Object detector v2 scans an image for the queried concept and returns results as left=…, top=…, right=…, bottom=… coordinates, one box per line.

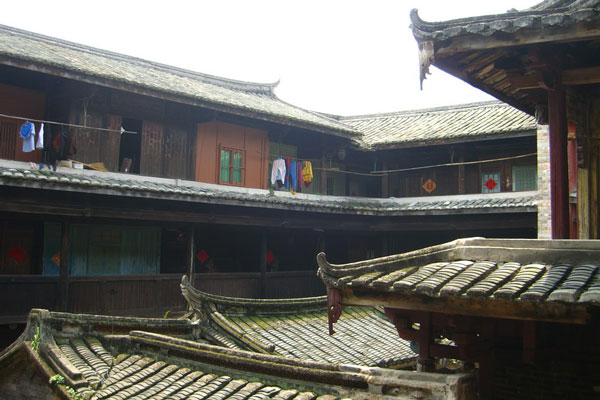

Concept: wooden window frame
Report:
left=219, top=146, right=246, bottom=186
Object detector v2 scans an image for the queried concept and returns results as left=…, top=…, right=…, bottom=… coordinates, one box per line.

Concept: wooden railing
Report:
left=0, top=270, right=326, bottom=323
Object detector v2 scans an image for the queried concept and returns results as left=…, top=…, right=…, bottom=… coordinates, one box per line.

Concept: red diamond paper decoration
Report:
left=266, top=251, right=275, bottom=265
left=422, top=179, right=437, bottom=193
left=485, top=178, right=498, bottom=190
left=7, top=246, right=27, bottom=264
left=52, top=252, right=61, bottom=266
left=196, top=249, right=209, bottom=264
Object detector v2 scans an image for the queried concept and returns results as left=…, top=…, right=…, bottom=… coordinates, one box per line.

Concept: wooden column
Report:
left=186, top=227, right=195, bottom=313
left=58, top=222, right=70, bottom=312
left=381, top=161, right=389, bottom=198
left=548, top=85, right=570, bottom=238
left=417, top=312, right=435, bottom=372
left=259, top=231, right=267, bottom=298
left=320, top=155, right=328, bottom=194
left=187, top=226, right=195, bottom=280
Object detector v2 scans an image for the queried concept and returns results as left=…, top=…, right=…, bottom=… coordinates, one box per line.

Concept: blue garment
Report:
left=289, top=161, right=297, bottom=191
left=20, top=122, right=35, bottom=152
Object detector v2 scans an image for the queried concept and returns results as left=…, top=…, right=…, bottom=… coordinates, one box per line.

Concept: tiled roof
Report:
left=411, top=0, right=600, bottom=42
left=180, top=276, right=416, bottom=368
left=318, top=238, right=600, bottom=324
left=0, top=309, right=474, bottom=399
left=340, top=101, right=536, bottom=149
left=0, top=161, right=537, bottom=216
left=0, top=24, right=358, bottom=139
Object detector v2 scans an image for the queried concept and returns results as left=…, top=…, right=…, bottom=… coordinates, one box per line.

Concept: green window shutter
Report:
left=233, top=151, right=243, bottom=183
left=220, top=149, right=231, bottom=182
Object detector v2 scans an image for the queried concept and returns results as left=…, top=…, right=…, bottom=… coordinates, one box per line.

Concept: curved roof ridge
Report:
left=0, top=24, right=279, bottom=95
left=339, top=100, right=505, bottom=121
left=181, top=275, right=326, bottom=312
left=410, top=1, right=600, bottom=39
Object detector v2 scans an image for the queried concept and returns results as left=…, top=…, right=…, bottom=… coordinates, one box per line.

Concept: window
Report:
left=220, top=147, right=245, bottom=185
left=481, top=171, right=501, bottom=193
left=512, top=165, right=537, bottom=191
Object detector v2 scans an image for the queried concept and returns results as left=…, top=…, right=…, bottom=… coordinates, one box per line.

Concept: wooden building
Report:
left=0, top=24, right=538, bottom=345
left=411, top=0, right=600, bottom=239
left=318, top=238, right=600, bottom=399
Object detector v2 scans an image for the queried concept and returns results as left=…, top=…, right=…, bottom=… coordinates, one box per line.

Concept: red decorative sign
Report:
left=7, top=246, right=27, bottom=264
left=266, top=250, right=275, bottom=265
left=196, top=249, right=209, bottom=264
left=52, top=252, right=61, bottom=266
left=485, top=178, right=498, bottom=190
left=422, top=179, right=437, bottom=193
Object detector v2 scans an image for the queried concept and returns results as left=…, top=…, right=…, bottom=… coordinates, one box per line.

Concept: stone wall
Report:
left=537, top=124, right=551, bottom=239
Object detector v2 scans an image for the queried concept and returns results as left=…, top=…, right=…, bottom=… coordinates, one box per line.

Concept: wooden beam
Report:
left=343, top=287, right=591, bottom=324
left=435, top=23, right=600, bottom=57
left=562, top=66, right=600, bottom=86
left=508, top=67, right=600, bottom=90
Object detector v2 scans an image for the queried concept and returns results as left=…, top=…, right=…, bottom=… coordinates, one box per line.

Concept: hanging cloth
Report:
left=302, top=161, right=313, bottom=187
left=271, top=158, right=286, bottom=185
left=19, top=122, right=36, bottom=152
left=284, top=157, right=291, bottom=189
left=289, top=161, right=297, bottom=191
left=36, top=123, right=44, bottom=149
left=296, top=161, right=303, bottom=193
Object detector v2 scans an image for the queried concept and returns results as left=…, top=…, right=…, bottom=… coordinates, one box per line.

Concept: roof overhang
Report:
left=410, top=3, right=600, bottom=116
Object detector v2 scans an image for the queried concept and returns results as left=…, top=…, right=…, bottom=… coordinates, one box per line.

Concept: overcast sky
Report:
left=1, top=0, right=540, bottom=116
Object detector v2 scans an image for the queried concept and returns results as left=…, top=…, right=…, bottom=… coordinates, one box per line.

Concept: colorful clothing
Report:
left=302, top=161, right=313, bottom=187
left=20, top=122, right=35, bottom=152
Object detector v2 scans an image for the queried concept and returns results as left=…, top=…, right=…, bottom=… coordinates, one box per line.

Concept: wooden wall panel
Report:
left=68, top=276, right=185, bottom=315
left=103, top=115, right=122, bottom=172
left=164, top=125, right=191, bottom=179
left=193, top=273, right=260, bottom=298
left=0, top=278, right=59, bottom=318
left=195, top=121, right=218, bottom=183
left=195, top=121, right=268, bottom=188
left=0, top=83, right=45, bottom=163
left=0, top=223, right=35, bottom=275
left=140, top=121, right=165, bottom=177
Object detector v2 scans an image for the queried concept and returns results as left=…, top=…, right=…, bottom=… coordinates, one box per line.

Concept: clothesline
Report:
left=372, top=153, right=537, bottom=174
left=0, top=112, right=137, bottom=134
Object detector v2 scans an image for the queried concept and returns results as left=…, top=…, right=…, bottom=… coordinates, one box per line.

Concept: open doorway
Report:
left=118, top=118, right=142, bottom=173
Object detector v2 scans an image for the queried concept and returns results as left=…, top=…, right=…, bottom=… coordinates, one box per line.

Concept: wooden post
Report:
left=259, top=231, right=267, bottom=298
left=417, top=312, right=435, bottom=372
left=320, top=155, right=328, bottom=195
left=187, top=226, right=195, bottom=281
left=381, top=161, right=389, bottom=198
left=548, top=85, right=570, bottom=238
left=59, top=222, right=70, bottom=312
left=186, top=226, right=195, bottom=313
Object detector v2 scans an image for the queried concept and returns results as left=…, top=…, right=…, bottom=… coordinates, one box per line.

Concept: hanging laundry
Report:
left=36, top=123, right=44, bottom=149
left=296, top=161, right=303, bottom=193
left=48, top=125, right=77, bottom=163
left=271, top=158, right=286, bottom=186
left=19, top=122, right=35, bottom=152
left=284, top=157, right=291, bottom=189
left=302, top=161, right=313, bottom=187
left=289, top=161, right=298, bottom=191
